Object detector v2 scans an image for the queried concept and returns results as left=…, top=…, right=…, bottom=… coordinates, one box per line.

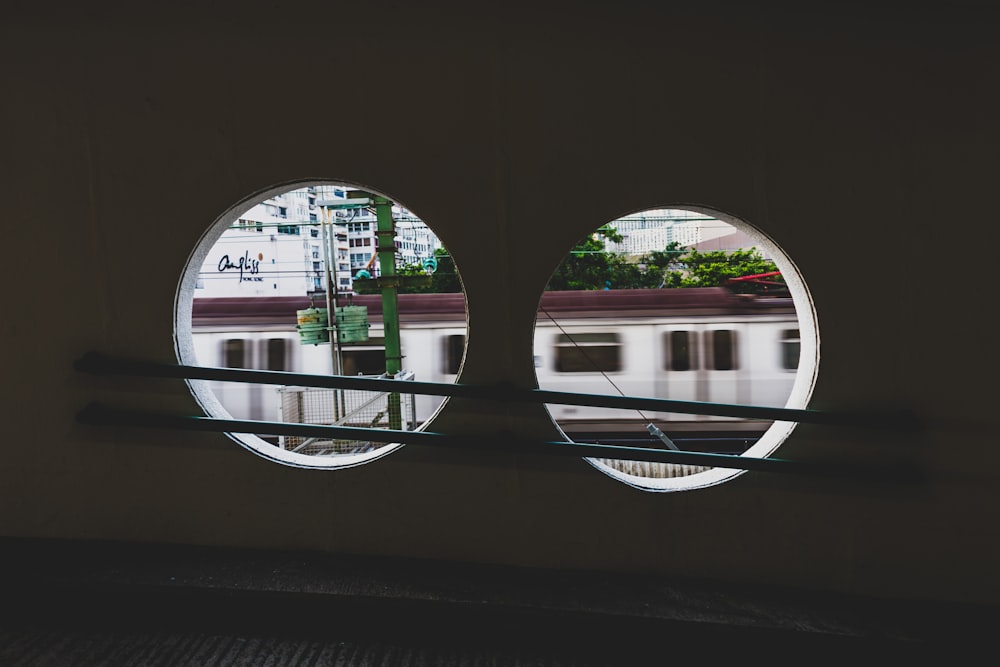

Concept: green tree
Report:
left=546, top=227, right=632, bottom=291
left=546, top=235, right=784, bottom=294
left=427, top=247, right=462, bottom=293
left=628, top=241, right=687, bottom=289
left=671, top=247, right=781, bottom=293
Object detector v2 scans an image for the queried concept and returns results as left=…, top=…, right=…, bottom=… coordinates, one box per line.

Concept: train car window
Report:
left=781, top=329, right=800, bottom=370
left=223, top=339, right=247, bottom=369
left=708, top=330, right=738, bottom=371
left=664, top=331, right=698, bottom=371
left=443, top=335, right=465, bottom=375
left=341, top=340, right=387, bottom=376
left=554, top=333, right=622, bottom=372
left=265, top=338, right=288, bottom=372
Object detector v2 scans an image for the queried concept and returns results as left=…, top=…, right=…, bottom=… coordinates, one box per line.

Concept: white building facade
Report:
left=196, top=186, right=439, bottom=298
left=604, top=209, right=752, bottom=256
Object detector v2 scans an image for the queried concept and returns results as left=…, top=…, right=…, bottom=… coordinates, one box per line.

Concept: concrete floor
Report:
left=0, top=538, right=991, bottom=665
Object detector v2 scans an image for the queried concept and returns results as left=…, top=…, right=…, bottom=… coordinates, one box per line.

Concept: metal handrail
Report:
left=73, top=351, right=920, bottom=430
left=75, top=403, right=911, bottom=479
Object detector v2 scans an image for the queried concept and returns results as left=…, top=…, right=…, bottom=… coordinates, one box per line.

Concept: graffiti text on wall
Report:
left=218, top=252, right=263, bottom=282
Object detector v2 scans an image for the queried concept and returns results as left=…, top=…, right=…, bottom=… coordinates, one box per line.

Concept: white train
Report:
left=190, top=288, right=801, bottom=445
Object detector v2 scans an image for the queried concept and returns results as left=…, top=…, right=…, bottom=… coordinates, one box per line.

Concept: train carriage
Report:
left=190, top=287, right=801, bottom=444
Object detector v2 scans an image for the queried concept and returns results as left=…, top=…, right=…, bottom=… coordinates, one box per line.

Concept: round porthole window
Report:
left=175, top=182, right=467, bottom=469
left=534, top=206, right=817, bottom=491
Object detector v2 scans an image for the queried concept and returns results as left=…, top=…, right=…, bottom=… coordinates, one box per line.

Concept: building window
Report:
left=554, top=333, right=621, bottom=373
left=237, top=218, right=264, bottom=232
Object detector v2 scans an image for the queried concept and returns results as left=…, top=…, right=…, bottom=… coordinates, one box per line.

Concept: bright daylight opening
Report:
left=175, top=182, right=467, bottom=469
left=535, top=207, right=817, bottom=491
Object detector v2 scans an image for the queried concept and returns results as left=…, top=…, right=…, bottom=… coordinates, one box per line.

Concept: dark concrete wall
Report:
left=2, top=1, right=998, bottom=604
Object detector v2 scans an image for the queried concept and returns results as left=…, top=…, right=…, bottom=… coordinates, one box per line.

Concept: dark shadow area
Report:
left=1, top=538, right=993, bottom=665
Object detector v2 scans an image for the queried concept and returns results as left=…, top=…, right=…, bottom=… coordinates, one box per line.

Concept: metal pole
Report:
left=374, top=194, right=403, bottom=430
left=319, top=208, right=342, bottom=421
left=328, top=209, right=349, bottom=418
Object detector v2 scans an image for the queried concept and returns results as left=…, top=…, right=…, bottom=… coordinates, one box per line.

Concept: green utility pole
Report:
left=325, top=191, right=414, bottom=431
left=372, top=194, right=403, bottom=430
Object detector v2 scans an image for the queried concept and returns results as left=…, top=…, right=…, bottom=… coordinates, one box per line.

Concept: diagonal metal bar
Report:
left=74, top=351, right=921, bottom=431
left=75, top=402, right=916, bottom=480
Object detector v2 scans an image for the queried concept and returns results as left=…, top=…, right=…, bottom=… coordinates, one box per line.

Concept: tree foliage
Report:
left=673, top=248, right=781, bottom=293
left=354, top=231, right=784, bottom=296
left=545, top=230, right=632, bottom=291
left=545, top=230, right=784, bottom=294
left=422, top=247, right=462, bottom=293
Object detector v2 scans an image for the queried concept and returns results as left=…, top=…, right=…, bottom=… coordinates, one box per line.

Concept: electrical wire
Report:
left=537, top=305, right=654, bottom=425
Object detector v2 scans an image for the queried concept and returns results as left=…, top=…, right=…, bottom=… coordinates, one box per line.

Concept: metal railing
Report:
left=74, top=352, right=920, bottom=429
left=73, top=351, right=922, bottom=478
left=278, top=371, right=417, bottom=455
